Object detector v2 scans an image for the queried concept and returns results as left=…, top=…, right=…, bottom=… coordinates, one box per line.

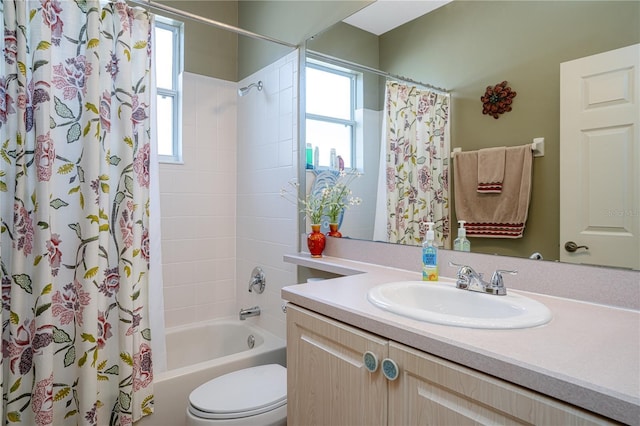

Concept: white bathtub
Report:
left=138, top=319, right=286, bottom=426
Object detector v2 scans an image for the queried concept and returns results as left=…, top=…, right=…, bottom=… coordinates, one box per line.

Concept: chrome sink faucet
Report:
left=239, top=305, right=261, bottom=320
left=449, top=262, right=517, bottom=296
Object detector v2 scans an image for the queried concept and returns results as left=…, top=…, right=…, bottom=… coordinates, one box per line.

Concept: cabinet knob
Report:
left=381, top=358, right=399, bottom=381
left=363, top=351, right=379, bottom=372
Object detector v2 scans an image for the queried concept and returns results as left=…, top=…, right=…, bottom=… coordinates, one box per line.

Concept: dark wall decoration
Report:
left=481, top=81, right=517, bottom=119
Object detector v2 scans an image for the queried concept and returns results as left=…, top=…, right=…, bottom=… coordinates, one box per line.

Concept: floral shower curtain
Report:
left=382, top=81, right=450, bottom=246
left=1, top=1, right=154, bottom=425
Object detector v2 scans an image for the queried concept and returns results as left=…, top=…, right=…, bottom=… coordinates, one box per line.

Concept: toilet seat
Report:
left=188, top=364, right=287, bottom=420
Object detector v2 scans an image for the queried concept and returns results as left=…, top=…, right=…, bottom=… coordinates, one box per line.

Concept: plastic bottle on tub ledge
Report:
left=329, top=148, right=337, bottom=170
left=313, top=146, right=319, bottom=169
left=422, top=222, right=438, bottom=281
left=306, top=143, right=313, bottom=169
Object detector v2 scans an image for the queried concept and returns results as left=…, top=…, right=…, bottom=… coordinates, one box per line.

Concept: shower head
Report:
left=238, top=81, right=263, bottom=96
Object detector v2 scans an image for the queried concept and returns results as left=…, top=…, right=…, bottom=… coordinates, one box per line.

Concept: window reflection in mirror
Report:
left=306, top=62, right=356, bottom=169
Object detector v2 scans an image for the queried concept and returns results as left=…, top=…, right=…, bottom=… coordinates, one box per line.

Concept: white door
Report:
left=560, top=44, right=640, bottom=269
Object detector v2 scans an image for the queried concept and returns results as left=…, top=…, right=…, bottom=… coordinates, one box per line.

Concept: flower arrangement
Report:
left=280, top=170, right=362, bottom=227
left=280, top=179, right=330, bottom=225
left=325, top=170, right=362, bottom=224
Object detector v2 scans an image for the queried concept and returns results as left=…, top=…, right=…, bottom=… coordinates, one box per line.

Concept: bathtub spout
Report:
left=239, top=306, right=261, bottom=320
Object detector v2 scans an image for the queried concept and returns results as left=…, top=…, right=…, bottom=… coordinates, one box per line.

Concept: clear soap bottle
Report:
left=422, top=222, right=439, bottom=281
left=453, top=220, right=471, bottom=252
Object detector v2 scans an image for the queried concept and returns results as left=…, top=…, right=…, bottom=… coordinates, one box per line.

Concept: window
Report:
left=154, top=17, right=183, bottom=163
left=306, top=62, right=356, bottom=169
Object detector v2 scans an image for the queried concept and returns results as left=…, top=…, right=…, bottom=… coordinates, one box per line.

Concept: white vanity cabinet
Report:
left=286, top=304, right=616, bottom=425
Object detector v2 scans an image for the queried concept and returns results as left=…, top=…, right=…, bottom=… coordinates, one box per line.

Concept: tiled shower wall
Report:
left=159, top=72, right=238, bottom=328
left=159, top=51, right=299, bottom=338
left=236, top=51, right=299, bottom=339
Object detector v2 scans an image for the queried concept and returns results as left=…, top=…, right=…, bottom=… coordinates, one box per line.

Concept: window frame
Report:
left=154, top=16, right=184, bottom=164
left=305, top=61, right=357, bottom=170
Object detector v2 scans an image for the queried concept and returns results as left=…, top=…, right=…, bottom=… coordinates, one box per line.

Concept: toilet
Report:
left=186, top=364, right=287, bottom=426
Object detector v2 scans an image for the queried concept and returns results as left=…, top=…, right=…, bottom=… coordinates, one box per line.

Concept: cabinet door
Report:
left=287, top=305, right=388, bottom=426
left=388, top=341, right=614, bottom=425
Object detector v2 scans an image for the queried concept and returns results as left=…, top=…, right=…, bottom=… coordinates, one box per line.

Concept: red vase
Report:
left=307, top=224, right=326, bottom=258
left=327, top=223, right=342, bottom=238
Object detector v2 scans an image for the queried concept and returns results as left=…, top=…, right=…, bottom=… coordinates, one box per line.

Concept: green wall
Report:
left=238, top=0, right=370, bottom=46
left=238, top=1, right=371, bottom=79
left=307, top=22, right=380, bottom=69
left=156, top=1, right=238, bottom=80
left=379, top=0, right=639, bottom=260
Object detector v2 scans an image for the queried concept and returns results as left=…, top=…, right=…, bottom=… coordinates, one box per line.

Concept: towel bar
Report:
left=452, top=138, right=544, bottom=158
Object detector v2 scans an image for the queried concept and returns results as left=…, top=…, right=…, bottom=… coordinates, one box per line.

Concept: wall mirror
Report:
left=302, top=0, right=639, bottom=270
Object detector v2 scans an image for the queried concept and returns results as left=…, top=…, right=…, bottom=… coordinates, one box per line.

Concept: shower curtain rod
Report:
left=129, top=0, right=297, bottom=49
left=307, top=50, right=450, bottom=95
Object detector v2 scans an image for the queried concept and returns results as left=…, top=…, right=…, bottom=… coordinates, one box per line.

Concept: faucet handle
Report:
left=448, top=261, right=480, bottom=290
left=248, top=266, right=266, bottom=293
left=448, top=261, right=478, bottom=277
left=490, top=269, right=517, bottom=289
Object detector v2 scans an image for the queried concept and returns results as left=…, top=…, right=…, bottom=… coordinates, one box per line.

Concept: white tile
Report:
left=210, top=194, right=236, bottom=217
left=210, top=237, right=236, bottom=258
left=161, top=263, right=177, bottom=287
left=181, top=74, right=197, bottom=127
left=279, top=87, right=293, bottom=116
left=163, top=285, right=196, bottom=310
left=164, top=307, right=196, bottom=328
left=159, top=169, right=198, bottom=194
left=263, top=67, right=280, bottom=96
left=194, top=302, right=236, bottom=322
left=279, top=112, right=293, bottom=142
left=279, top=61, right=294, bottom=90
left=193, top=281, right=218, bottom=305
left=213, top=259, right=236, bottom=281
left=278, top=138, right=293, bottom=167
left=164, top=261, right=202, bottom=286
left=160, top=57, right=299, bottom=331
left=215, top=149, right=237, bottom=173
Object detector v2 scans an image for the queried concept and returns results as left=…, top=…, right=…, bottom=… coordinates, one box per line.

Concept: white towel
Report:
left=477, top=147, right=506, bottom=193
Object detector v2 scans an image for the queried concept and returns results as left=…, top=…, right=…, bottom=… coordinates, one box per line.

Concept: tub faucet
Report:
left=248, top=266, right=266, bottom=294
left=239, top=305, right=261, bottom=320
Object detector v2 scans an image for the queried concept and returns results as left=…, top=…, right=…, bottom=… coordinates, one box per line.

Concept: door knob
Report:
left=564, top=241, right=589, bottom=252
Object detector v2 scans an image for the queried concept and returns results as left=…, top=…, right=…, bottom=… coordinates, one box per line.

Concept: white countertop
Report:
left=281, top=253, right=640, bottom=425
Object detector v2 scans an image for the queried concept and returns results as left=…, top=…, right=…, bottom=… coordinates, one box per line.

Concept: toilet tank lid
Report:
left=189, top=364, right=287, bottom=415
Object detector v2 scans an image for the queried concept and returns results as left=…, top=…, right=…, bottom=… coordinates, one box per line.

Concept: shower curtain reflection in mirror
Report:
left=0, top=1, right=162, bottom=424
left=374, top=82, right=451, bottom=247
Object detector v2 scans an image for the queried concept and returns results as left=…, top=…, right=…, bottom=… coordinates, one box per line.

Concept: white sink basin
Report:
left=367, top=281, right=552, bottom=329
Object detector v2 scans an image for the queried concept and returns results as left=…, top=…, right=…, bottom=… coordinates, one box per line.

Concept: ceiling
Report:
left=343, top=0, right=452, bottom=36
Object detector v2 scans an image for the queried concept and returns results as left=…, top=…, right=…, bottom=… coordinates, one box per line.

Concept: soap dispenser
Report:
left=453, top=220, right=471, bottom=252
left=422, top=222, right=439, bottom=281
